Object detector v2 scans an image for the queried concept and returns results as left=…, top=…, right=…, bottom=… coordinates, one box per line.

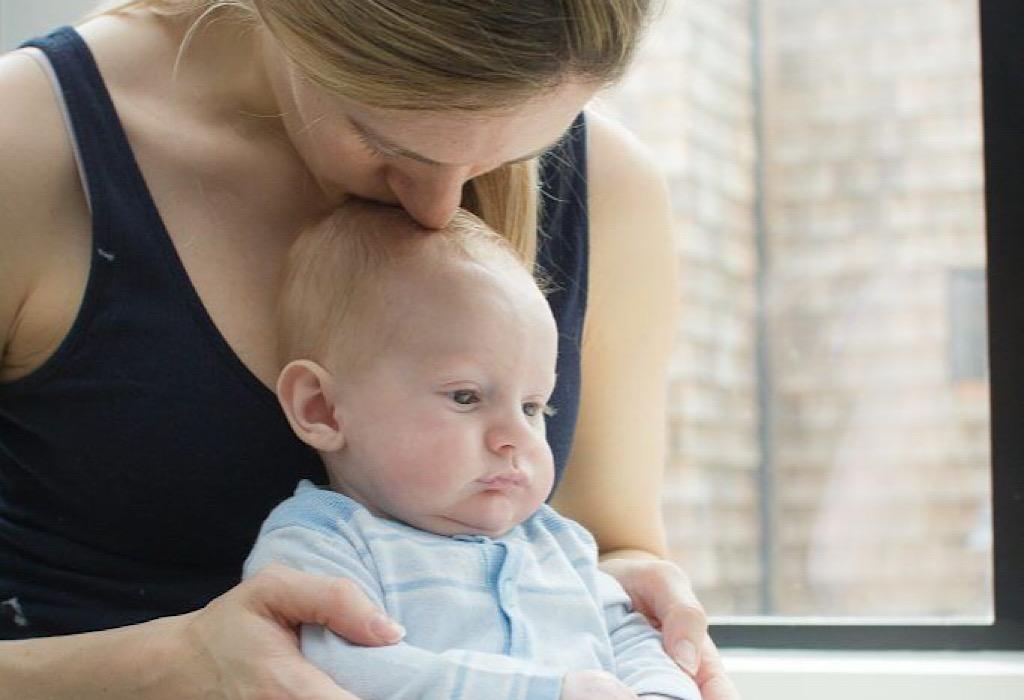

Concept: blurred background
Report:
left=600, top=0, right=991, bottom=619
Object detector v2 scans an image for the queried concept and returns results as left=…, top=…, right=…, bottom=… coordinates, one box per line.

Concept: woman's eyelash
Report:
left=355, top=130, right=387, bottom=157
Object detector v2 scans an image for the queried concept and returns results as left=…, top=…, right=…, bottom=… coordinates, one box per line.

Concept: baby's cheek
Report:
left=383, top=463, right=460, bottom=520
left=381, top=434, right=458, bottom=489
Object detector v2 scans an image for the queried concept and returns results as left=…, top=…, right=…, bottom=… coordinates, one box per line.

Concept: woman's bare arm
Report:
left=0, top=615, right=187, bottom=699
left=548, top=108, right=679, bottom=559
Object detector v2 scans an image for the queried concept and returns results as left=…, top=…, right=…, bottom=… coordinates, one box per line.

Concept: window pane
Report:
left=602, top=0, right=992, bottom=618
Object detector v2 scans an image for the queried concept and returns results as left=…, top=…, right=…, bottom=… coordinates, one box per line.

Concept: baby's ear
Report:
left=276, top=360, right=346, bottom=452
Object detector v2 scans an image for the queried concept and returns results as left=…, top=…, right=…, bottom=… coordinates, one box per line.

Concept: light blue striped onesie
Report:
left=243, top=480, right=701, bottom=700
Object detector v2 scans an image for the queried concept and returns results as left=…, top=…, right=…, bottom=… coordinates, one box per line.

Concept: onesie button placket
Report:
left=494, top=540, right=531, bottom=657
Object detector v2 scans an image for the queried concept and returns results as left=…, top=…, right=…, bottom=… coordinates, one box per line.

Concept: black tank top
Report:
left=0, top=26, right=589, bottom=639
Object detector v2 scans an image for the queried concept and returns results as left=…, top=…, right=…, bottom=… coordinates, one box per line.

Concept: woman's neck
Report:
left=170, top=10, right=283, bottom=124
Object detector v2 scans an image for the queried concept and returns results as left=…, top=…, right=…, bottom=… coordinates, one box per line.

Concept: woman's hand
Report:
left=0, top=564, right=403, bottom=699
left=599, top=556, right=741, bottom=700
left=175, top=564, right=404, bottom=699
left=692, top=633, right=741, bottom=700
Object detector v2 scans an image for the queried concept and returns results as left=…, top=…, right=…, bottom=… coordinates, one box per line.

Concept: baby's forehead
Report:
left=380, top=244, right=551, bottom=319
left=377, top=279, right=559, bottom=382
left=380, top=237, right=537, bottom=299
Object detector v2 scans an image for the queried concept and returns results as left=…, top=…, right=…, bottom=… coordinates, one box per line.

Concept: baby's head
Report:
left=276, top=199, right=558, bottom=538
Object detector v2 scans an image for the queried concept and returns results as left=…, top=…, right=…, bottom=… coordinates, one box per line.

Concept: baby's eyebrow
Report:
left=351, top=119, right=567, bottom=167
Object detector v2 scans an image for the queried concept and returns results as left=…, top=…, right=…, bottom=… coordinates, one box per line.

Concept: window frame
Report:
left=712, top=0, right=1024, bottom=651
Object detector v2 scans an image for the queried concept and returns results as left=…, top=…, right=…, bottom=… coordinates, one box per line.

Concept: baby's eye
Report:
left=523, top=402, right=557, bottom=418
left=450, top=389, right=480, bottom=406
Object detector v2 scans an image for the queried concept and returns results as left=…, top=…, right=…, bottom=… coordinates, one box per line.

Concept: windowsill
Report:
left=722, top=649, right=1024, bottom=700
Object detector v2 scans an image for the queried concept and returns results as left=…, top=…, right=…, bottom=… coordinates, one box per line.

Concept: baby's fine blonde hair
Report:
left=95, top=0, right=654, bottom=265
left=277, top=199, right=539, bottom=373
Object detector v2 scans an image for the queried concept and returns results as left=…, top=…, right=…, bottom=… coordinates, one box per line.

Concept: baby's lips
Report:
left=477, top=471, right=527, bottom=488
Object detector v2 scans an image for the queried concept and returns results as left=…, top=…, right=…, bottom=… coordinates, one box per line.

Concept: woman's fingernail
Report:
left=370, top=614, right=405, bottom=642
left=674, top=640, right=699, bottom=675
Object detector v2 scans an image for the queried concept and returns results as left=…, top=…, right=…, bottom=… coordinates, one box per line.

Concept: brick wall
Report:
left=761, top=0, right=989, bottom=616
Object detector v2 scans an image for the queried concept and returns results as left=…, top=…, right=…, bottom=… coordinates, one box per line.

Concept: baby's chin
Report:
left=418, top=496, right=541, bottom=539
left=423, top=513, right=519, bottom=539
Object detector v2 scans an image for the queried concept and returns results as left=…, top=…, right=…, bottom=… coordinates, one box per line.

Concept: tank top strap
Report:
left=20, top=26, right=162, bottom=260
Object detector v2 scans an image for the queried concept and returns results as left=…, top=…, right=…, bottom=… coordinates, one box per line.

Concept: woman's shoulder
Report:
left=585, top=108, right=670, bottom=218
left=0, top=49, right=86, bottom=240
left=583, top=108, right=676, bottom=307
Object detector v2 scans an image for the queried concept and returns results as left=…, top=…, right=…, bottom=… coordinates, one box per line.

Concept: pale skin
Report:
left=0, top=7, right=739, bottom=700
left=279, top=256, right=562, bottom=542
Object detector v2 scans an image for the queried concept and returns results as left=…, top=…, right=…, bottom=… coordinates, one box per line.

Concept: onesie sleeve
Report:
left=596, top=572, right=702, bottom=700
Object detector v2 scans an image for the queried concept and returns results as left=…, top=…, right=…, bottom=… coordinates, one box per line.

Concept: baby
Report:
left=243, top=200, right=700, bottom=700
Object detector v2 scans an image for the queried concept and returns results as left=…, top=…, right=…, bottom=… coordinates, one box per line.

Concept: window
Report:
left=949, top=268, right=987, bottom=382
left=601, top=0, right=1023, bottom=649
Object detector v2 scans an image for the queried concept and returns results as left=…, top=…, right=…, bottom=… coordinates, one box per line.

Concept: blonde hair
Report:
left=96, top=0, right=653, bottom=262
left=278, top=199, right=537, bottom=372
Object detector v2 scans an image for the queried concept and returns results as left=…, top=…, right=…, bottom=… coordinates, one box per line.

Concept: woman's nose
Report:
left=387, top=167, right=468, bottom=229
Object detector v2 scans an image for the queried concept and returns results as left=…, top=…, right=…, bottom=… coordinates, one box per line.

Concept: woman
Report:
left=0, top=1, right=738, bottom=698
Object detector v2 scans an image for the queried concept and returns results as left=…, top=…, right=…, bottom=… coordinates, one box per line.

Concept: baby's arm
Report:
left=597, top=571, right=702, bottom=700
left=303, top=626, right=565, bottom=700
left=246, top=523, right=574, bottom=700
